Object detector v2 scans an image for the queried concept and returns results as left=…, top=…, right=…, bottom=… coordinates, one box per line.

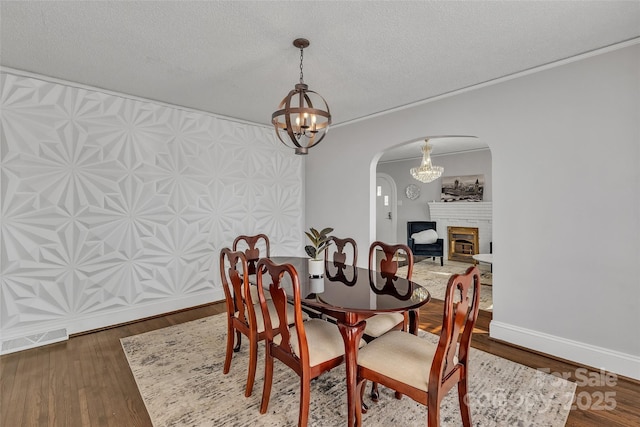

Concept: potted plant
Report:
left=305, top=227, right=333, bottom=277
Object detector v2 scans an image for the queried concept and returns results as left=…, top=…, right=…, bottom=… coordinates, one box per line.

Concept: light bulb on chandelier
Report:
left=410, top=139, right=444, bottom=183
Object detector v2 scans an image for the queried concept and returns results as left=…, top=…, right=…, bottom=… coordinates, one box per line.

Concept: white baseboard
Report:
left=68, top=289, right=225, bottom=335
left=1, top=289, right=225, bottom=355
left=490, top=320, right=640, bottom=381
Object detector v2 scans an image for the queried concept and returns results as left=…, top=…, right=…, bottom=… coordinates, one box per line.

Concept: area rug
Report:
left=121, top=313, right=575, bottom=427
left=398, top=259, right=494, bottom=311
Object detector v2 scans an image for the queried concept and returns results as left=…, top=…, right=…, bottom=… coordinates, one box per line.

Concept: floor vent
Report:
left=1, top=328, right=68, bottom=355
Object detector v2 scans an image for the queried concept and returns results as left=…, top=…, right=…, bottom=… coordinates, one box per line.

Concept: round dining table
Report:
left=268, top=256, right=432, bottom=427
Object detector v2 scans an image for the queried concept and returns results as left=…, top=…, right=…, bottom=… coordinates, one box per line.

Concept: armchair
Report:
left=407, top=221, right=444, bottom=266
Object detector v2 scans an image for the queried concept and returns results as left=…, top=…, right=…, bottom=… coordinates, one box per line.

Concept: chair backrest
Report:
left=219, top=248, right=255, bottom=324
left=324, top=236, right=358, bottom=286
left=368, top=240, right=414, bottom=280
left=325, top=236, right=358, bottom=265
left=232, top=234, right=270, bottom=274
left=256, top=258, right=310, bottom=364
left=429, top=266, right=481, bottom=394
left=407, top=221, right=437, bottom=237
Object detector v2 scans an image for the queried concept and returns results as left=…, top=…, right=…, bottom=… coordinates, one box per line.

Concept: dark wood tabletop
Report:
left=269, top=256, right=430, bottom=313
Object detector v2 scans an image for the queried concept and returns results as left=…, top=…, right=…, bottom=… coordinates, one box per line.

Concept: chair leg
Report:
left=458, top=376, right=472, bottom=427
left=245, top=338, right=258, bottom=397
left=298, top=374, right=311, bottom=427
left=356, top=378, right=367, bottom=426
left=259, top=345, right=274, bottom=414
left=440, top=256, right=443, bottom=266
left=223, top=323, right=234, bottom=374
left=370, top=381, right=379, bottom=402
left=408, top=310, right=418, bottom=335
left=359, top=378, right=369, bottom=413
left=233, top=330, right=242, bottom=352
left=427, top=392, right=440, bottom=427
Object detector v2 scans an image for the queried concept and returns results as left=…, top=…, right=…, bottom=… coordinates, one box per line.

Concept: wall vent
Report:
left=1, top=328, right=68, bottom=355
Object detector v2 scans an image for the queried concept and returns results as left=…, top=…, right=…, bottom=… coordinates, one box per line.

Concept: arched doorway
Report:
left=375, top=137, right=494, bottom=312
left=375, top=173, right=397, bottom=243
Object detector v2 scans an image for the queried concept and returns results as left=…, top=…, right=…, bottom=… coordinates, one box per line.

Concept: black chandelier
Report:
left=272, top=38, right=331, bottom=155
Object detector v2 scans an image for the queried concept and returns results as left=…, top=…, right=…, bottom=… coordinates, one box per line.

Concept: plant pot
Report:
left=309, top=277, right=324, bottom=294
left=308, top=258, right=324, bottom=278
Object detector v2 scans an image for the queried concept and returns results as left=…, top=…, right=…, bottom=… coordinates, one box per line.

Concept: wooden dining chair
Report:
left=324, top=235, right=358, bottom=265
left=324, top=236, right=358, bottom=286
left=233, top=233, right=271, bottom=301
left=219, top=248, right=304, bottom=397
left=364, top=241, right=415, bottom=338
left=364, top=240, right=415, bottom=400
left=232, top=233, right=270, bottom=274
left=355, top=266, right=481, bottom=427
left=256, top=257, right=363, bottom=427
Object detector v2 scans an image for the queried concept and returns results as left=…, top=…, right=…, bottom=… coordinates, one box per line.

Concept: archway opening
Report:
left=374, top=136, right=494, bottom=312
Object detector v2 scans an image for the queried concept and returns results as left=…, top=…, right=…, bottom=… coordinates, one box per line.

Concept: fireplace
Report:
left=448, top=226, right=479, bottom=263
left=428, top=202, right=492, bottom=261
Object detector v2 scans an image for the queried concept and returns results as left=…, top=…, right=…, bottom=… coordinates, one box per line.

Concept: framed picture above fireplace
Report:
left=441, top=174, right=484, bottom=202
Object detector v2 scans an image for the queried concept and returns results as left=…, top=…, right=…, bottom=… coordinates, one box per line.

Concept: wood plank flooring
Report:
left=1, top=301, right=638, bottom=426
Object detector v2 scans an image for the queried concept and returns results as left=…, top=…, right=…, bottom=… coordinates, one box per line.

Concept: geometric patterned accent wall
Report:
left=0, top=71, right=304, bottom=343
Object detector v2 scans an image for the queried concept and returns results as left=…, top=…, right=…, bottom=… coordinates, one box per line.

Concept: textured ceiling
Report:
left=1, top=1, right=639, bottom=158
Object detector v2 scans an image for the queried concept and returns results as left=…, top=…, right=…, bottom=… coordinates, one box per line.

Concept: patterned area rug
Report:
left=121, top=314, right=575, bottom=426
left=398, top=259, right=494, bottom=311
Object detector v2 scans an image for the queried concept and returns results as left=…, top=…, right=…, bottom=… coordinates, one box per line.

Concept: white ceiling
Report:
left=1, top=1, right=639, bottom=159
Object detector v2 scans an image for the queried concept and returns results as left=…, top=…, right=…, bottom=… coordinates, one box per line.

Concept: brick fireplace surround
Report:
left=427, top=202, right=492, bottom=261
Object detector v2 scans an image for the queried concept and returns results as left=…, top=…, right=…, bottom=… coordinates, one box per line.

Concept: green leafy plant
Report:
left=304, top=227, right=333, bottom=260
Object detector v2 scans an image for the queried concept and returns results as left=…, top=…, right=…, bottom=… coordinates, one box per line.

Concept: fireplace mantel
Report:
left=427, top=202, right=492, bottom=257
left=427, top=202, right=492, bottom=221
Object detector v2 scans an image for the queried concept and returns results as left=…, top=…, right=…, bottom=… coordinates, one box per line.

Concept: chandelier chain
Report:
left=299, top=46, right=304, bottom=83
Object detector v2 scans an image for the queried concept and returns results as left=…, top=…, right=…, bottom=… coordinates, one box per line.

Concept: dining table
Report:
left=266, top=256, right=432, bottom=427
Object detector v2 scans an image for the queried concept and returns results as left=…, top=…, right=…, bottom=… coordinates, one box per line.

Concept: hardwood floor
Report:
left=1, top=301, right=638, bottom=426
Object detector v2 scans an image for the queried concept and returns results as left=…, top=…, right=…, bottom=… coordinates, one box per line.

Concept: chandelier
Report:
left=410, top=139, right=444, bottom=183
left=272, top=38, right=331, bottom=155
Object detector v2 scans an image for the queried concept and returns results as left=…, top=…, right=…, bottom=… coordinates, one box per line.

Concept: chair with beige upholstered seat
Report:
left=232, top=233, right=271, bottom=301
left=232, top=234, right=270, bottom=274
left=362, top=241, right=415, bottom=400
left=355, top=265, right=482, bottom=427
left=256, top=257, right=364, bottom=427
left=219, top=248, right=306, bottom=397
left=324, top=235, right=358, bottom=266
left=323, top=235, right=359, bottom=289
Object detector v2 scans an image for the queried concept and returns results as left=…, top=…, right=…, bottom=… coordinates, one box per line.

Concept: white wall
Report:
left=306, top=43, right=640, bottom=379
left=377, top=149, right=492, bottom=243
left=0, top=70, right=304, bottom=351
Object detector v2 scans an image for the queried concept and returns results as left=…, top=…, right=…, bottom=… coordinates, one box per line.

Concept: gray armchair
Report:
left=407, top=221, right=444, bottom=266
